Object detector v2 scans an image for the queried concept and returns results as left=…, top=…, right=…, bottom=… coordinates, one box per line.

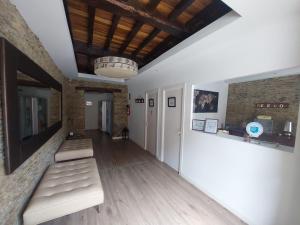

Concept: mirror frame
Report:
left=0, top=38, right=63, bottom=174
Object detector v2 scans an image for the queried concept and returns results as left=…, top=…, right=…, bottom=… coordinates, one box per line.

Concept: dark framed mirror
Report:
left=0, top=38, right=63, bottom=174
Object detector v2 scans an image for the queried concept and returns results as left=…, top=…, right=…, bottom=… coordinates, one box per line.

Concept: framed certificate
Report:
left=204, top=119, right=218, bottom=134
left=168, top=97, right=176, bottom=107
left=192, top=119, right=205, bottom=131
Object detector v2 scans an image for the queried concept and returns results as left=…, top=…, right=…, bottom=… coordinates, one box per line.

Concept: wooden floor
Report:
left=44, top=131, right=246, bottom=225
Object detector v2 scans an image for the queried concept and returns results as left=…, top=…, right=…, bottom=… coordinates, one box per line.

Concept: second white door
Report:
left=163, top=87, right=183, bottom=171
left=146, top=92, right=158, bottom=156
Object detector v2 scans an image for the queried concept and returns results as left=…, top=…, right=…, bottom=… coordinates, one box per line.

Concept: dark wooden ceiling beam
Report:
left=87, top=7, right=96, bottom=74
left=118, top=0, right=162, bottom=55
left=104, top=14, right=121, bottom=49
left=186, top=0, right=231, bottom=32
left=168, top=0, right=194, bottom=21
left=132, top=28, right=160, bottom=57
left=132, top=0, right=195, bottom=57
left=118, top=21, right=143, bottom=54
left=146, top=0, right=161, bottom=11
left=143, top=35, right=180, bottom=64
left=142, top=0, right=231, bottom=66
left=87, top=0, right=189, bottom=38
left=87, top=6, right=96, bottom=46
left=74, top=41, right=145, bottom=66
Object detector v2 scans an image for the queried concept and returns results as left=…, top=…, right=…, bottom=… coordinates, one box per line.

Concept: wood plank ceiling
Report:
left=64, top=0, right=231, bottom=75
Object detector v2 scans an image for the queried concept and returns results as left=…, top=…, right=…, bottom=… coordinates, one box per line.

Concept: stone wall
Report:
left=226, top=75, right=300, bottom=134
left=0, top=0, right=67, bottom=224
left=65, top=79, right=128, bottom=137
left=48, top=88, right=61, bottom=127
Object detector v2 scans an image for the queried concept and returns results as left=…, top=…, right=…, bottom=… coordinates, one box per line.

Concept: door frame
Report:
left=161, top=83, right=186, bottom=174
left=144, top=89, right=159, bottom=157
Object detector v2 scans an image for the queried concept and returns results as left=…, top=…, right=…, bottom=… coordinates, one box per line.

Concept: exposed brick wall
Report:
left=0, top=0, right=67, bottom=224
left=65, top=79, right=128, bottom=137
left=226, top=75, right=300, bottom=134
left=48, top=89, right=61, bottom=127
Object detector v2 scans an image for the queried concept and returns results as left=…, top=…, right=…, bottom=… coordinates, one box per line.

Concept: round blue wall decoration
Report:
left=246, top=122, right=264, bottom=138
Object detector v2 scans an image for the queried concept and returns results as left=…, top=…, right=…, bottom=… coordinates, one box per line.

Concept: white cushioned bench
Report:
left=55, top=139, right=93, bottom=162
left=23, top=158, right=104, bottom=225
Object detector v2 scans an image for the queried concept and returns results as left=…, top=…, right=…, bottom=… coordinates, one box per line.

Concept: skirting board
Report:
left=180, top=172, right=251, bottom=225
left=129, top=138, right=146, bottom=150
left=112, top=136, right=123, bottom=140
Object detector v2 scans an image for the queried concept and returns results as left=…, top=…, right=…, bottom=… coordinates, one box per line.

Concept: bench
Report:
left=23, top=158, right=104, bottom=225
left=55, top=139, right=93, bottom=162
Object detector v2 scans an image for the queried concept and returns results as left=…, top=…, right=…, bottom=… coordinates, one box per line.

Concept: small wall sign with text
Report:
left=135, top=98, right=145, bottom=103
left=256, top=103, right=289, bottom=109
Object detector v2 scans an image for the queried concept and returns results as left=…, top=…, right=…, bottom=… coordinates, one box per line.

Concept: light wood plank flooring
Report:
left=43, top=131, right=246, bottom=225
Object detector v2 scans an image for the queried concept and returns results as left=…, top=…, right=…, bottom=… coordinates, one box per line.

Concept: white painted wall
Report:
left=127, top=0, right=300, bottom=224
left=192, top=81, right=228, bottom=128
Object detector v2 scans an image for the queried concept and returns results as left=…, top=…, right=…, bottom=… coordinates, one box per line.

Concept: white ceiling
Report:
left=10, top=0, right=78, bottom=78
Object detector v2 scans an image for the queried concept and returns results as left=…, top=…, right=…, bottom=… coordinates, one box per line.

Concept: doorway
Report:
left=162, top=86, right=184, bottom=172
left=102, top=100, right=113, bottom=135
left=145, top=91, right=158, bottom=156
left=84, top=93, right=113, bottom=134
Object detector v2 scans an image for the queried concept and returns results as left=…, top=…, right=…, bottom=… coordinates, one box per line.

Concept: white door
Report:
left=146, top=92, right=158, bottom=156
left=163, top=88, right=183, bottom=171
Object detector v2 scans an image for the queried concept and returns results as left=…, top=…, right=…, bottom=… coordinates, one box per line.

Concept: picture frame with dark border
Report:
left=149, top=98, right=154, bottom=107
left=168, top=97, right=176, bottom=107
left=192, top=119, right=205, bottom=131
left=193, top=89, right=219, bottom=113
left=204, top=119, right=219, bottom=134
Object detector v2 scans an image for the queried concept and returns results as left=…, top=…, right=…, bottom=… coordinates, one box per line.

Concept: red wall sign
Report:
left=256, top=103, right=289, bottom=109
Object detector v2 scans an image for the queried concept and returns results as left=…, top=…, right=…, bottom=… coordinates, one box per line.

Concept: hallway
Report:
left=43, top=131, right=245, bottom=225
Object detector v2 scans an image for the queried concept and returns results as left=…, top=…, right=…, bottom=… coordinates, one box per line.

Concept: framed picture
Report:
left=192, top=119, right=205, bottom=131
left=168, top=97, right=176, bottom=107
left=149, top=98, right=154, bottom=107
left=204, top=119, right=218, bottom=134
left=193, top=89, right=219, bottom=113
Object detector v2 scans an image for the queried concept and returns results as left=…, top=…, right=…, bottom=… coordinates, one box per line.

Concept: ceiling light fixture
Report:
left=94, top=56, right=138, bottom=79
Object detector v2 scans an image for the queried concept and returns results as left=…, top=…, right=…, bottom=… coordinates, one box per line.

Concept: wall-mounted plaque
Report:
left=192, top=119, right=205, bottom=131
left=256, top=103, right=289, bottom=109
left=204, top=119, right=218, bottom=134
left=135, top=98, right=144, bottom=103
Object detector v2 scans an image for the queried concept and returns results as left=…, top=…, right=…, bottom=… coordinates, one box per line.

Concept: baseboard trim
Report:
left=180, top=172, right=250, bottom=225
left=112, top=136, right=123, bottom=140
left=129, top=138, right=146, bottom=150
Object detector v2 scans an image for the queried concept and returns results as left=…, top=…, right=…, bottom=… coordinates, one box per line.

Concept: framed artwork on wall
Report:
left=168, top=97, right=176, bottom=107
left=149, top=98, right=154, bottom=107
left=193, top=89, right=219, bottom=113
left=192, top=119, right=205, bottom=131
left=204, top=119, right=219, bottom=134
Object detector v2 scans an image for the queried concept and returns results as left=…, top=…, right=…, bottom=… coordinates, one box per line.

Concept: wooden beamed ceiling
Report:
left=65, top=0, right=231, bottom=75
